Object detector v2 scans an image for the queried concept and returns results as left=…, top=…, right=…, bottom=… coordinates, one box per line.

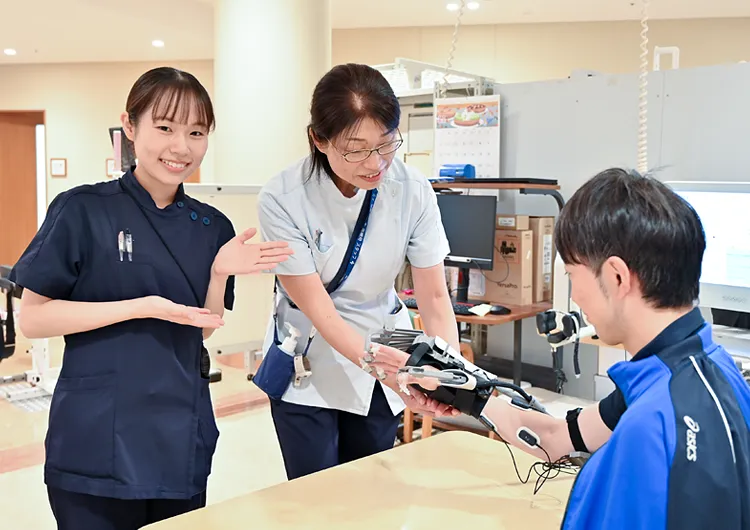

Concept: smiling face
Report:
left=566, top=257, right=634, bottom=347
left=121, top=96, right=208, bottom=190
left=313, top=118, right=401, bottom=195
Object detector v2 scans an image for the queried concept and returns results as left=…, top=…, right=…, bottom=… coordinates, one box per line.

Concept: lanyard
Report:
left=273, top=188, right=379, bottom=351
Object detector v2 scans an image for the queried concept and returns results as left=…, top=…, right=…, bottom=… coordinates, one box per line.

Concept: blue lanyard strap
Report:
left=325, top=188, right=378, bottom=294
left=272, top=188, right=378, bottom=348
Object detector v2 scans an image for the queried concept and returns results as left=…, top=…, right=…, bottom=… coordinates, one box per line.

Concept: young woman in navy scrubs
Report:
left=9, top=67, right=292, bottom=529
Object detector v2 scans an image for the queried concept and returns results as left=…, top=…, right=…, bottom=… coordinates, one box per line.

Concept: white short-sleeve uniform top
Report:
left=257, top=156, right=450, bottom=416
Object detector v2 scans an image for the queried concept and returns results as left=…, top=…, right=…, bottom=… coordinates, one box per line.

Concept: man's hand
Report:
left=401, top=387, right=459, bottom=418
left=379, top=371, right=459, bottom=418
left=212, top=228, right=294, bottom=276
left=142, top=296, right=224, bottom=329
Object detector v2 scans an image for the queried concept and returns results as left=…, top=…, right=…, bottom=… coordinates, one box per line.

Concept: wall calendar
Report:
left=433, top=94, right=502, bottom=179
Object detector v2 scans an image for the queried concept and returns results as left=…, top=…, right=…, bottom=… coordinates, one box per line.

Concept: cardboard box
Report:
left=496, top=214, right=529, bottom=231
left=483, top=229, right=533, bottom=306
left=529, top=217, right=556, bottom=302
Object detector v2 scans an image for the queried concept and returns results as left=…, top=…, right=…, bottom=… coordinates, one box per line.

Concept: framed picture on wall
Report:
left=106, top=158, right=117, bottom=178
left=50, top=158, right=67, bottom=178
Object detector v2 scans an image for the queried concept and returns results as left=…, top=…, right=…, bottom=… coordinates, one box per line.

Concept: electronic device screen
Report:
left=671, top=183, right=750, bottom=313
left=436, top=193, right=497, bottom=270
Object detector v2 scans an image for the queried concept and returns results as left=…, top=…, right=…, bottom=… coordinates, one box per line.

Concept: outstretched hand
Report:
left=143, top=296, right=224, bottom=329
left=212, top=228, right=294, bottom=276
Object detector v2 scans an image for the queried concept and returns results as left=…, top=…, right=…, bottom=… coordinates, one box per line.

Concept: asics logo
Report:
left=684, top=415, right=699, bottom=462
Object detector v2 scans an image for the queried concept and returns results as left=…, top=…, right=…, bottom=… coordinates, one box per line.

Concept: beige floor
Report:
left=0, top=335, right=289, bottom=529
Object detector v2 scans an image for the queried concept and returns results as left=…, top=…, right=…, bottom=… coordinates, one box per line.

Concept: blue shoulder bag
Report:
left=253, top=189, right=378, bottom=400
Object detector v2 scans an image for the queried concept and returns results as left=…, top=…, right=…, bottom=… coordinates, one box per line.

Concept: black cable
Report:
left=478, top=379, right=534, bottom=403
left=469, top=250, right=510, bottom=288
left=494, top=432, right=580, bottom=494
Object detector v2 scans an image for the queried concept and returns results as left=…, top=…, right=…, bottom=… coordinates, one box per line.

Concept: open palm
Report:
left=212, top=228, right=294, bottom=276
left=145, top=296, right=224, bottom=329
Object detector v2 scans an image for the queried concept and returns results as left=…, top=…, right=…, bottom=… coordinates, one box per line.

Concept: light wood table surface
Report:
left=147, top=431, right=576, bottom=529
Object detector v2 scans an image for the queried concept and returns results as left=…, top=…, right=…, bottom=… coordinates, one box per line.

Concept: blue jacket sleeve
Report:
left=564, top=412, right=671, bottom=530
left=9, top=191, right=87, bottom=301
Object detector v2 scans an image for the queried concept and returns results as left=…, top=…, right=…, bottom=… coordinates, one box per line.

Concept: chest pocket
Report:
left=103, top=226, right=162, bottom=300
left=311, top=242, right=341, bottom=286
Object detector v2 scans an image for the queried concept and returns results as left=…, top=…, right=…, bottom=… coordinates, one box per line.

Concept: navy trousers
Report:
left=47, top=487, right=206, bottom=530
left=269, top=382, right=400, bottom=480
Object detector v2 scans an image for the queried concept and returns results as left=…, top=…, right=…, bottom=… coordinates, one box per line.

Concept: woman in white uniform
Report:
left=256, top=63, right=459, bottom=480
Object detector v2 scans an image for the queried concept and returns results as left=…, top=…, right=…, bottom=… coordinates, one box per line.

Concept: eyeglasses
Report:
left=330, top=131, right=404, bottom=163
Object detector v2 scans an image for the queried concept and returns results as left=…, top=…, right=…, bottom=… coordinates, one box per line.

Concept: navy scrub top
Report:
left=9, top=169, right=236, bottom=500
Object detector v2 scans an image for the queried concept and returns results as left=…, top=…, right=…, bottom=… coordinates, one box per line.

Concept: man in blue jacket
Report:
left=375, top=168, right=750, bottom=528
left=544, top=168, right=750, bottom=528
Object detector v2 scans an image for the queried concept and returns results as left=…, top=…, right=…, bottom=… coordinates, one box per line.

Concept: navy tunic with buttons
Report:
left=9, top=169, right=236, bottom=500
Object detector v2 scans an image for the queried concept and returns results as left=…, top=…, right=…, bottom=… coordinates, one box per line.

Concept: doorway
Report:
left=0, top=111, right=45, bottom=266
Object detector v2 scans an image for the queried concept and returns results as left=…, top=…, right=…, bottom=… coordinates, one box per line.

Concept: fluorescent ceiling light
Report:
left=467, top=1, right=480, bottom=9
left=3, top=48, right=17, bottom=56
left=152, top=40, right=165, bottom=48
left=446, top=3, right=459, bottom=11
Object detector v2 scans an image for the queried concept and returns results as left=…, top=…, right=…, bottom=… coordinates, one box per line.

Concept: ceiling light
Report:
left=3, top=49, right=17, bottom=56
left=151, top=40, right=165, bottom=48
left=467, top=1, right=480, bottom=9
left=446, top=3, right=459, bottom=11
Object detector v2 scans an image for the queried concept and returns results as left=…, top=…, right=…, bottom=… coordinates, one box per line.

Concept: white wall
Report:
left=2, top=18, right=750, bottom=202
left=0, top=60, right=213, bottom=202
left=333, top=18, right=750, bottom=83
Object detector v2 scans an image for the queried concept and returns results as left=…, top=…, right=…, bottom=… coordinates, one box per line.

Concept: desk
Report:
left=146, top=431, right=575, bottom=530
left=406, top=298, right=552, bottom=386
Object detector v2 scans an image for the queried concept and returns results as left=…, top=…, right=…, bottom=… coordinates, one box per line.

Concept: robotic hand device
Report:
left=368, top=328, right=592, bottom=475
left=367, top=328, right=548, bottom=423
left=535, top=309, right=597, bottom=380
left=533, top=255, right=599, bottom=383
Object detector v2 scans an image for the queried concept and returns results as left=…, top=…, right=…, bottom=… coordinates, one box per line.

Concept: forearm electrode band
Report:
left=566, top=407, right=589, bottom=453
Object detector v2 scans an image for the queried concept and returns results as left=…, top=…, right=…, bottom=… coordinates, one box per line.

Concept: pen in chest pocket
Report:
left=118, top=230, right=133, bottom=261
left=314, top=229, right=322, bottom=250
left=125, top=229, right=133, bottom=261
left=118, top=231, right=124, bottom=261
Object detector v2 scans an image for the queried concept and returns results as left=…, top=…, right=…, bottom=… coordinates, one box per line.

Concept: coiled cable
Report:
left=438, top=0, right=467, bottom=99
left=637, top=0, right=650, bottom=174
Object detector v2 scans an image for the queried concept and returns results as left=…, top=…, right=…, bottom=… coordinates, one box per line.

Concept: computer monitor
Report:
left=667, top=181, right=750, bottom=314
left=436, top=193, right=497, bottom=304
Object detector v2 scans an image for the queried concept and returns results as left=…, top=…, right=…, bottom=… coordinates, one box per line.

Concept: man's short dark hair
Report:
left=554, top=168, right=706, bottom=309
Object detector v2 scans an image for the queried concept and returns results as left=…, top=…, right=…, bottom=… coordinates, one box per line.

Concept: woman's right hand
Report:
left=141, top=296, right=225, bottom=329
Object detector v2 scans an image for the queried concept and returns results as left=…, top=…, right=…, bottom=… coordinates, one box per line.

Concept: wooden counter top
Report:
left=147, top=431, right=575, bottom=529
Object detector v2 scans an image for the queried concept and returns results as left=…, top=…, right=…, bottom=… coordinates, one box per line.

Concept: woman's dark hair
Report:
left=307, top=63, right=400, bottom=180
left=555, top=168, right=706, bottom=309
left=125, top=67, right=215, bottom=132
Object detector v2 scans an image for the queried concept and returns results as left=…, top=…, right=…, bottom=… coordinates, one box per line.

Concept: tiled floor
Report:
left=0, top=335, right=288, bottom=529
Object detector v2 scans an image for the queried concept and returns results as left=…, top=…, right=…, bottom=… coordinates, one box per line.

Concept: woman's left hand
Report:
left=212, top=228, right=294, bottom=276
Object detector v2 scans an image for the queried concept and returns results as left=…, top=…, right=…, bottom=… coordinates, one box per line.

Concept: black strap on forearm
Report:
left=566, top=407, right=589, bottom=453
